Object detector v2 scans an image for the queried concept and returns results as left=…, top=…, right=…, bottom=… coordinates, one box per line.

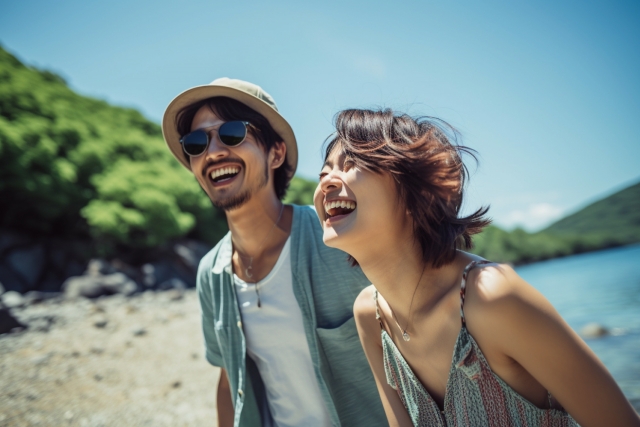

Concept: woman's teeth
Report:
left=211, top=166, right=240, bottom=182
left=324, top=200, right=357, bottom=217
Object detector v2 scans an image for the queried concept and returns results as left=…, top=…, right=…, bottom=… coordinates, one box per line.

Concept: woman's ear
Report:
left=270, top=141, right=287, bottom=169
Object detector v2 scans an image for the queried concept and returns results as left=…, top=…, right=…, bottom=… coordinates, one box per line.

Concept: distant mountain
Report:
left=473, top=180, right=640, bottom=265
left=544, top=181, right=640, bottom=244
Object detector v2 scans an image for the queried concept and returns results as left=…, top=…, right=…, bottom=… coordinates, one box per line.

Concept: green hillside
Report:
left=543, top=181, right=640, bottom=244
left=472, top=180, right=640, bottom=264
left=0, top=45, right=314, bottom=256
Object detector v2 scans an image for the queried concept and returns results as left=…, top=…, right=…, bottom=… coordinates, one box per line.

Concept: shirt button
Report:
left=237, top=321, right=242, bottom=328
left=238, top=389, right=244, bottom=397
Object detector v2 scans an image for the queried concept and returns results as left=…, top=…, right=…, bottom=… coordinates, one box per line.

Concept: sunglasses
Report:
left=180, top=121, right=251, bottom=156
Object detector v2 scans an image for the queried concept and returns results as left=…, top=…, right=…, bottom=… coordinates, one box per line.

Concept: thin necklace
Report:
left=235, top=203, right=285, bottom=307
left=388, top=264, right=425, bottom=342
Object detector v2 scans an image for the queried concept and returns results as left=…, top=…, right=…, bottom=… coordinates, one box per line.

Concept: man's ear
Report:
left=269, top=141, right=287, bottom=170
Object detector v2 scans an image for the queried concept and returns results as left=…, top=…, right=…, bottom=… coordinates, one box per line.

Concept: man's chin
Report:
left=212, top=190, right=252, bottom=212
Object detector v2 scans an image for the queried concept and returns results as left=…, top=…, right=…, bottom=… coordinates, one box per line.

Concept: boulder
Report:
left=85, top=259, right=116, bottom=276
left=145, top=262, right=193, bottom=290
left=63, top=273, right=137, bottom=299
left=1, top=291, right=26, bottom=308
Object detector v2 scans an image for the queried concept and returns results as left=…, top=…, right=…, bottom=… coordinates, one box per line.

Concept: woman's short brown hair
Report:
left=324, top=108, right=491, bottom=268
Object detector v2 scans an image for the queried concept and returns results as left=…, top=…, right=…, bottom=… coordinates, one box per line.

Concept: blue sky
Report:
left=1, top=0, right=638, bottom=231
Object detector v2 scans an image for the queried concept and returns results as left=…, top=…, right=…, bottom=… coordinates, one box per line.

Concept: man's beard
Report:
left=212, top=160, right=270, bottom=212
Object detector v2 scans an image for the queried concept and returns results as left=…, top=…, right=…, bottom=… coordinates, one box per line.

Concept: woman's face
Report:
left=314, top=146, right=406, bottom=256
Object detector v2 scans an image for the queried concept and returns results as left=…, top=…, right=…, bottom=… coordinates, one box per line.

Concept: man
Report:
left=162, top=78, right=385, bottom=427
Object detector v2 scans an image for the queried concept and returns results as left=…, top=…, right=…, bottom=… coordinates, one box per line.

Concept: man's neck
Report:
left=225, top=191, right=292, bottom=261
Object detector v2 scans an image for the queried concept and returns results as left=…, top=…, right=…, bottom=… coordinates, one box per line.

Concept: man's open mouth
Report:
left=210, top=166, right=241, bottom=183
left=324, top=199, right=357, bottom=219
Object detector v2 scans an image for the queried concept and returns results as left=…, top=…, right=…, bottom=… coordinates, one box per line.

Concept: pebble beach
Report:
left=0, top=289, right=220, bottom=427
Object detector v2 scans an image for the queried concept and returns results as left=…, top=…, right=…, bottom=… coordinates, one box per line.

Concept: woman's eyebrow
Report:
left=322, top=160, right=333, bottom=168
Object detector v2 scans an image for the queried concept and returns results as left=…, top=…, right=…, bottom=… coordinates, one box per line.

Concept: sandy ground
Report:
left=0, top=290, right=221, bottom=427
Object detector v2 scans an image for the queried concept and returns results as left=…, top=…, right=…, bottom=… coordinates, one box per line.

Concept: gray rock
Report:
left=581, top=322, right=609, bottom=338
left=93, top=318, right=108, bottom=328
left=132, top=327, right=147, bottom=336
left=63, top=273, right=137, bottom=299
left=2, top=291, right=26, bottom=308
left=174, top=243, right=199, bottom=269
left=146, top=263, right=192, bottom=290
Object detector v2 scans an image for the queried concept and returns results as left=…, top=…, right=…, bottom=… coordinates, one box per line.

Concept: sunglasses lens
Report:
left=219, top=121, right=247, bottom=146
left=181, top=130, right=209, bottom=155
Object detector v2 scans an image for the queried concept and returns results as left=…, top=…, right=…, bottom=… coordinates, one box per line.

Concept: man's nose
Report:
left=203, top=132, right=231, bottom=160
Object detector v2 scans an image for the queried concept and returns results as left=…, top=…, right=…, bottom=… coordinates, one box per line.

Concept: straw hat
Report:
left=162, top=77, right=297, bottom=181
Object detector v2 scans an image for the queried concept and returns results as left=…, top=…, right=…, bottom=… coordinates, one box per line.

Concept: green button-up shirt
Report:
left=197, top=205, right=386, bottom=426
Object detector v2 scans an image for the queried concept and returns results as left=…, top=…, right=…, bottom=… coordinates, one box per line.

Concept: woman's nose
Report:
left=320, top=172, right=342, bottom=193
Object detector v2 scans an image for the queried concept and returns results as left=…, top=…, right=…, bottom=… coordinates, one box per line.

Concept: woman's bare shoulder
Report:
left=463, top=262, right=565, bottom=349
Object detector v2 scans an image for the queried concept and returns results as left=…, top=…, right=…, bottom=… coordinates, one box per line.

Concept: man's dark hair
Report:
left=324, top=108, right=491, bottom=268
left=176, top=97, right=292, bottom=200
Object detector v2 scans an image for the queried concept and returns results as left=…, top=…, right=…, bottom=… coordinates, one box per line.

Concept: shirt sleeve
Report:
left=196, top=255, right=225, bottom=367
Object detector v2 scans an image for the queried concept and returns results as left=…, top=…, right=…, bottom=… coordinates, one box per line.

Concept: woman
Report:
left=313, top=108, right=640, bottom=426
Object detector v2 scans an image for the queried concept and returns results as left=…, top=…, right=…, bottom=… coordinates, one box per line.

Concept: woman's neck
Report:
left=355, top=236, right=462, bottom=323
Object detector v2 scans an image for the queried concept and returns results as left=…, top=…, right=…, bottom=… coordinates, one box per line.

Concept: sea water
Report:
left=516, top=244, right=640, bottom=409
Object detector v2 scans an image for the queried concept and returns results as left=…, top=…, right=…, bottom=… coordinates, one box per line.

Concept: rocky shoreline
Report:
left=0, top=289, right=221, bottom=426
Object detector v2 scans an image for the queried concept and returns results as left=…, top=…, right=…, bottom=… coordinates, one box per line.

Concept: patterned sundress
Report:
left=374, top=260, right=580, bottom=426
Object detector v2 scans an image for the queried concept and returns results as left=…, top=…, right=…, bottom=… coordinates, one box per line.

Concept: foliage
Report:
left=0, top=45, right=320, bottom=256
left=283, top=176, right=317, bottom=206
left=0, top=46, right=225, bottom=254
left=473, top=226, right=590, bottom=265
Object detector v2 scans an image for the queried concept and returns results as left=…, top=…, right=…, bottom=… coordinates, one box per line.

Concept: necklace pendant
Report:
left=245, top=265, right=253, bottom=279
left=402, top=331, right=410, bottom=342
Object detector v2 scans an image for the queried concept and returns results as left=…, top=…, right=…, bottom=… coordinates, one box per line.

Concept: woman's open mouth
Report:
left=324, top=199, right=357, bottom=222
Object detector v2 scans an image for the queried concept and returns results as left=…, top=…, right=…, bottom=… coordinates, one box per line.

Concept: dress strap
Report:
left=372, top=288, right=385, bottom=330
left=460, top=260, right=493, bottom=327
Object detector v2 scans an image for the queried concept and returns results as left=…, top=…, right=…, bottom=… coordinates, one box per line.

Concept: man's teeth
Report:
left=210, top=166, right=240, bottom=180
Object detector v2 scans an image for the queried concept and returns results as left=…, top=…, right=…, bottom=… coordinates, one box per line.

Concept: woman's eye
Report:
left=319, top=171, right=328, bottom=179
left=343, top=160, right=355, bottom=170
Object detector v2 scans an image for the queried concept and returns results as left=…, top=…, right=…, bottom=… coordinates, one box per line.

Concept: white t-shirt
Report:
left=233, top=237, right=332, bottom=427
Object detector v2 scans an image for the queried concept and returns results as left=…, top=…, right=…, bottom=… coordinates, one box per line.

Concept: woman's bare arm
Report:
left=465, top=265, right=640, bottom=427
left=354, top=286, right=414, bottom=427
